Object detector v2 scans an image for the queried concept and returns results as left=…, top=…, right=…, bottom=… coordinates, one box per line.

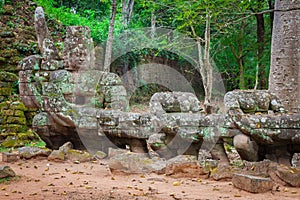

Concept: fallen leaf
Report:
left=85, top=186, right=93, bottom=189
left=284, top=188, right=289, bottom=192
left=48, top=183, right=55, bottom=186
left=67, top=182, right=73, bottom=186
left=234, top=194, right=241, bottom=197
left=1, top=186, right=7, bottom=190
left=173, top=181, right=181, bottom=186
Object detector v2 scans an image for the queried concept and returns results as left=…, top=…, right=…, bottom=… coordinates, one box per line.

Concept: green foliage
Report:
left=34, top=0, right=122, bottom=43
left=33, top=0, right=273, bottom=91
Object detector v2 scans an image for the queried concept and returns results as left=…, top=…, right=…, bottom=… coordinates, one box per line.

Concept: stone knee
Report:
left=233, top=134, right=259, bottom=161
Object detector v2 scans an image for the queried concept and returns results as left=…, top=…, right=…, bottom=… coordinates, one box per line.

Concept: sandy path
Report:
left=1, top=155, right=300, bottom=200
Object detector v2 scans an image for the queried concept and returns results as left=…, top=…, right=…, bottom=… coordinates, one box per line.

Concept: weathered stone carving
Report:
left=225, top=90, right=300, bottom=165
left=18, top=7, right=300, bottom=167
left=34, top=7, right=51, bottom=53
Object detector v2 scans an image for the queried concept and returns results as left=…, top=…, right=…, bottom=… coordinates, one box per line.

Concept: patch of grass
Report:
left=0, top=176, right=20, bottom=184
left=25, top=140, right=46, bottom=148
left=0, top=139, right=46, bottom=153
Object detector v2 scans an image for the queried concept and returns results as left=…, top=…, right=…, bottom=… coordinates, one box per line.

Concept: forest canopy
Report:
left=33, top=0, right=275, bottom=92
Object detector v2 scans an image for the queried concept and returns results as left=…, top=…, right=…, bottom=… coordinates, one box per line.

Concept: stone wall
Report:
left=0, top=71, right=38, bottom=148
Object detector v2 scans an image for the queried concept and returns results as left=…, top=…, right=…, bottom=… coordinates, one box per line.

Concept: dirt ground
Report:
left=1, top=155, right=300, bottom=200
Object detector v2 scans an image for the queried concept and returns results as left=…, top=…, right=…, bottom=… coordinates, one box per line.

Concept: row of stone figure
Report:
left=18, top=6, right=300, bottom=166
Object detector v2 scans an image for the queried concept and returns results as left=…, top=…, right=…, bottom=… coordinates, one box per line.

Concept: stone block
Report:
left=232, top=173, right=274, bottom=193
left=0, top=166, right=16, bottom=179
left=2, top=152, right=19, bottom=162
left=276, top=165, right=300, bottom=187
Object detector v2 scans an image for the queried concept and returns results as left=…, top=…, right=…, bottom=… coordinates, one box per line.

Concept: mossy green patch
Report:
left=0, top=124, right=27, bottom=133
left=1, top=109, right=14, bottom=116
left=0, top=87, right=12, bottom=96
left=10, top=101, right=26, bottom=111
left=6, top=116, right=26, bottom=125
left=14, top=110, right=25, bottom=117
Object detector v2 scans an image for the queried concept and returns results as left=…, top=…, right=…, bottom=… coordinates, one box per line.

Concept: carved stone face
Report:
left=34, top=7, right=45, bottom=20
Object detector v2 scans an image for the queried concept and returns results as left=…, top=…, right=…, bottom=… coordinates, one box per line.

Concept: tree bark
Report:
left=122, top=0, right=134, bottom=28
left=103, top=0, right=117, bottom=72
left=268, top=0, right=275, bottom=33
left=230, top=19, right=246, bottom=90
left=203, top=12, right=213, bottom=110
left=268, top=0, right=300, bottom=112
left=255, top=3, right=266, bottom=89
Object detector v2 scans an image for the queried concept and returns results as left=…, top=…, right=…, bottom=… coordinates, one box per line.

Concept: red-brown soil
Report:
left=1, top=154, right=300, bottom=200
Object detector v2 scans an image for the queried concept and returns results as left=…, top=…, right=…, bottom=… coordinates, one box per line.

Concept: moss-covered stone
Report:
left=10, top=101, right=26, bottom=111
left=14, top=110, right=25, bottom=117
left=0, top=124, right=27, bottom=133
left=66, top=149, right=93, bottom=162
left=6, top=116, right=26, bottom=125
left=1, top=109, right=14, bottom=116
left=0, top=132, right=17, bottom=138
left=1, top=136, right=30, bottom=148
left=17, top=131, right=38, bottom=140
left=0, top=71, right=18, bottom=82
left=0, top=101, right=9, bottom=110
left=0, top=87, right=13, bottom=96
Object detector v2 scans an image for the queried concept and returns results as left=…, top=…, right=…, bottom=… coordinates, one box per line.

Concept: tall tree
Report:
left=268, top=0, right=300, bottom=112
left=122, top=0, right=134, bottom=28
left=103, top=0, right=117, bottom=72
left=253, top=0, right=266, bottom=89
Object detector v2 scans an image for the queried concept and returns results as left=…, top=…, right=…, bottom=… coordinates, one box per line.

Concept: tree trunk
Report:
left=203, top=12, right=213, bottom=111
left=268, top=0, right=300, bottom=113
left=268, top=0, right=275, bottom=33
left=103, top=0, right=117, bottom=72
left=230, top=19, right=246, bottom=90
left=122, top=0, right=134, bottom=28
left=255, top=6, right=266, bottom=89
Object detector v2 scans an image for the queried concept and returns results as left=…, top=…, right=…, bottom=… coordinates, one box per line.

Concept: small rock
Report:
left=165, top=155, right=205, bottom=178
left=172, top=181, right=181, bottom=186
left=200, top=159, right=218, bottom=174
left=48, top=150, right=65, bottom=162
left=0, top=166, right=16, bottom=179
left=66, top=150, right=93, bottom=162
left=211, top=164, right=234, bottom=181
left=276, top=165, right=300, bottom=187
left=108, top=152, right=166, bottom=173
left=18, top=147, right=52, bottom=159
left=59, top=142, right=73, bottom=154
left=95, top=151, right=107, bottom=159
left=108, top=148, right=129, bottom=158
left=2, top=152, right=19, bottom=162
left=232, top=173, right=274, bottom=193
